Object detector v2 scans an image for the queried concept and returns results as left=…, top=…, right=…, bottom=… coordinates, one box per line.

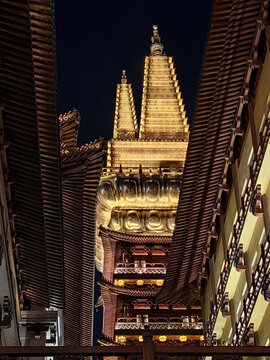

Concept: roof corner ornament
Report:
left=150, top=25, right=164, bottom=56
left=121, top=70, right=127, bottom=84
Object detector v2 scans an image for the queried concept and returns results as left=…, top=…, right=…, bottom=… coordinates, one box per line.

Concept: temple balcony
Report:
left=114, top=262, right=166, bottom=275
left=115, top=316, right=203, bottom=331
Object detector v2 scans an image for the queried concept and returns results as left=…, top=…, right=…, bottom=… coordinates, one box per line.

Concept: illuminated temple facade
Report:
left=95, top=26, right=203, bottom=346
left=1, top=0, right=270, bottom=356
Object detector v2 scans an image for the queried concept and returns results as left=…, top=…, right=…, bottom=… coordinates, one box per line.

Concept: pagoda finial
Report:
left=150, top=25, right=164, bottom=56
left=121, top=70, right=127, bottom=84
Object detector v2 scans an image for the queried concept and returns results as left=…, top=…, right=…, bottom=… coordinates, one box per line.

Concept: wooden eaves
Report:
left=158, top=0, right=268, bottom=304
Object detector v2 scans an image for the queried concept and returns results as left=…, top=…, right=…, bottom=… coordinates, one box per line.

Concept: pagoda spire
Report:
left=150, top=25, right=164, bottom=56
left=139, top=25, right=189, bottom=140
left=121, top=69, right=127, bottom=84
left=113, top=70, right=138, bottom=139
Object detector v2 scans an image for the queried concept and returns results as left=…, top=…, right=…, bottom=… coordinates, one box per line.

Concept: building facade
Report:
left=203, top=12, right=270, bottom=348
left=95, top=26, right=203, bottom=346
left=158, top=0, right=270, bottom=350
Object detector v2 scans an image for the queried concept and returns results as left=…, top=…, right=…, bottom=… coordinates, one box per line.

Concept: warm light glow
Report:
left=138, top=335, right=143, bottom=342
left=95, top=52, right=190, bottom=272
left=159, top=335, right=167, bottom=342
left=156, top=279, right=164, bottom=286
left=117, top=336, right=126, bottom=343
left=200, top=335, right=204, bottom=342
left=136, top=279, right=144, bottom=286
left=179, top=335, right=187, bottom=342
left=117, top=279, right=125, bottom=287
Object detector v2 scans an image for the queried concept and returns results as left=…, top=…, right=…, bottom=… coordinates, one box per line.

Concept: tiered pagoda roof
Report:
left=139, top=26, right=188, bottom=140
left=113, top=70, right=138, bottom=140
left=99, top=278, right=159, bottom=297
left=100, top=226, right=172, bottom=244
left=107, top=26, right=189, bottom=171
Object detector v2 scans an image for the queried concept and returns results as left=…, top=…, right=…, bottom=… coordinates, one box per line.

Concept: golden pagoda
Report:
left=107, top=25, right=189, bottom=173
left=95, top=26, right=202, bottom=346
left=95, top=25, right=190, bottom=271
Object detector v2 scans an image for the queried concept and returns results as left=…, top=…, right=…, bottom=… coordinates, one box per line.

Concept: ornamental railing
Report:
left=115, top=262, right=166, bottom=274
left=115, top=317, right=203, bottom=330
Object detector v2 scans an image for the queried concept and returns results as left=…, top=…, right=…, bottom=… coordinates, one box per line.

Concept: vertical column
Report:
left=142, top=326, right=154, bottom=360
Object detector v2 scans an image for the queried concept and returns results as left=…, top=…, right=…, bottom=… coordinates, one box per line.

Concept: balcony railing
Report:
left=115, top=262, right=166, bottom=275
left=115, top=317, right=203, bottom=330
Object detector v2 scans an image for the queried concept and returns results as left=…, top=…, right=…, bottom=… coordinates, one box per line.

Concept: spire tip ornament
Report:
left=150, top=25, right=164, bottom=56
left=121, top=70, right=127, bottom=84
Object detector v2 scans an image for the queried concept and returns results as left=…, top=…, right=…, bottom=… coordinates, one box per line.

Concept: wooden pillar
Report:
left=142, top=326, right=154, bottom=360
left=248, top=100, right=258, bottom=153
left=231, top=163, right=241, bottom=213
left=209, top=258, right=216, bottom=303
left=220, top=214, right=227, bottom=260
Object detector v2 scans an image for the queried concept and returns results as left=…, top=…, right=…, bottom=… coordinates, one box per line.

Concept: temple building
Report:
left=95, top=26, right=203, bottom=346
left=159, top=0, right=270, bottom=350
left=202, top=7, right=270, bottom=347
left=1, top=0, right=270, bottom=356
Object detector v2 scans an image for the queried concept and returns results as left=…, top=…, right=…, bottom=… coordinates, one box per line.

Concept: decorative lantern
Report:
left=156, top=279, right=164, bottom=286
left=138, top=336, right=143, bottom=342
left=117, top=336, right=126, bottom=344
left=179, top=335, right=187, bottom=342
left=117, top=279, right=125, bottom=287
left=158, top=335, right=167, bottom=342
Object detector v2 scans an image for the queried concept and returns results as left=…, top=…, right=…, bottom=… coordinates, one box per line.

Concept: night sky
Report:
left=55, top=0, right=213, bottom=145
left=55, top=0, right=213, bottom=343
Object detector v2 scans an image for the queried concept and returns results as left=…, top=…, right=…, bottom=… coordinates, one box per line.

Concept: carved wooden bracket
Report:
left=234, top=244, right=246, bottom=272
left=219, top=176, right=230, bottom=192
left=225, top=147, right=234, bottom=164
left=213, top=201, right=222, bottom=216
left=221, top=292, right=231, bottom=318
left=246, top=323, right=255, bottom=345
left=200, top=264, right=208, bottom=279
left=208, top=222, right=219, bottom=239
left=232, top=116, right=244, bottom=137
left=251, top=184, right=264, bottom=216
left=203, top=244, right=212, bottom=259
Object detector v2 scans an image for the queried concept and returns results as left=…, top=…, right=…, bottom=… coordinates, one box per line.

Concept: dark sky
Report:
left=55, top=0, right=213, bottom=343
left=55, top=0, right=213, bottom=146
